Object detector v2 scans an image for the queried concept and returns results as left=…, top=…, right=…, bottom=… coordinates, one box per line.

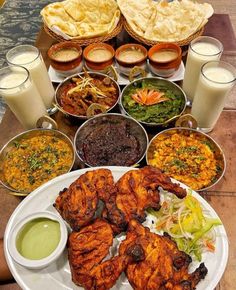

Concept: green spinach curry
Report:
left=122, top=79, right=186, bottom=124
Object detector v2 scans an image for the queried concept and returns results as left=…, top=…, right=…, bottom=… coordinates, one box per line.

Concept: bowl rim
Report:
left=73, top=112, right=149, bottom=167
left=119, top=76, right=187, bottom=126
left=55, top=71, right=121, bottom=120
left=83, top=42, right=115, bottom=64
left=115, top=43, right=148, bottom=66
left=7, top=211, right=68, bottom=269
left=0, top=128, right=75, bottom=194
left=148, top=43, right=182, bottom=64
left=47, top=41, right=82, bottom=63
left=146, top=127, right=226, bottom=191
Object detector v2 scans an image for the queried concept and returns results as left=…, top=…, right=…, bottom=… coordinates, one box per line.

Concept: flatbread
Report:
left=118, top=0, right=214, bottom=42
left=41, top=0, right=120, bottom=39
left=41, top=2, right=78, bottom=37
left=117, top=0, right=156, bottom=35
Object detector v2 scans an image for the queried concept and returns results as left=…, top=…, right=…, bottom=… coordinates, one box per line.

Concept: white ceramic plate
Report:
left=48, top=61, right=185, bottom=85
left=4, top=167, right=228, bottom=290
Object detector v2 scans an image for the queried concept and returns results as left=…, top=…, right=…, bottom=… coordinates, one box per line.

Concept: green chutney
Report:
left=16, top=218, right=61, bottom=260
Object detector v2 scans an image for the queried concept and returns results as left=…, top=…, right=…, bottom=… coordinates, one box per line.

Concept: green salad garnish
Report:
left=148, top=191, right=222, bottom=261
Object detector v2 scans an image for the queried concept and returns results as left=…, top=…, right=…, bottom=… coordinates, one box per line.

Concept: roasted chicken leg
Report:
left=68, top=218, right=145, bottom=290
left=119, top=219, right=208, bottom=290
left=102, top=166, right=187, bottom=233
left=54, top=169, right=115, bottom=230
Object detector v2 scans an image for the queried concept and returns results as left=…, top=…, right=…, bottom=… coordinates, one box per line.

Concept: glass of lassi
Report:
left=183, top=36, right=223, bottom=104
left=0, top=66, right=47, bottom=129
left=191, top=61, right=236, bottom=133
left=6, top=45, right=55, bottom=113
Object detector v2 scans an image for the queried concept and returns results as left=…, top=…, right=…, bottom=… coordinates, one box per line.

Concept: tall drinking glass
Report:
left=6, top=45, right=55, bottom=112
left=191, top=61, right=236, bottom=133
left=0, top=66, right=48, bottom=129
left=183, top=36, right=223, bottom=104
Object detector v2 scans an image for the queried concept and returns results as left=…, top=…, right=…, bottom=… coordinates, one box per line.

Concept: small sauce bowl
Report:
left=148, top=43, right=182, bottom=77
left=115, top=43, right=147, bottom=76
left=83, top=43, right=115, bottom=71
left=48, top=42, right=83, bottom=77
left=7, top=211, right=68, bottom=269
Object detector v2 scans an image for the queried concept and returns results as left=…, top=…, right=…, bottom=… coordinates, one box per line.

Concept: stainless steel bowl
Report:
left=55, top=71, right=121, bottom=120
left=74, top=113, right=149, bottom=167
left=120, top=77, right=187, bottom=127
left=146, top=127, right=226, bottom=191
left=0, top=129, right=75, bottom=195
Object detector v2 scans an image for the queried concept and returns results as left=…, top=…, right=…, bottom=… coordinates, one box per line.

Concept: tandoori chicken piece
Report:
left=102, top=166, right=187, bottom=233
left=83, top=244, right=144, bottom=290
left=54, top=169, right=115, bottom=231
left=68, top=219, right=114, bottom=288
left=68, top=218, right=145, bottom=290
left=119, top=219, right=208, bottom=290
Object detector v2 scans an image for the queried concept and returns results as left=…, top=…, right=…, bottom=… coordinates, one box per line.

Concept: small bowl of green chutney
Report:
left=7, top=211, right=68, bottom=269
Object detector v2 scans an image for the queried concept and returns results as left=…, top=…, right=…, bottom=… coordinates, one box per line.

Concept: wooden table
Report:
left=1, top=2, right=236, bottom=289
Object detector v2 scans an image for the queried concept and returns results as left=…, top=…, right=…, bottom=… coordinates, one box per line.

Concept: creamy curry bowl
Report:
left=148, top=43, right=182, bottom=78
left=83, top=43, right=115, bottom=71
left=115, top=43, right=148, bottom=76
left=48, top=41, right=83, bottom=76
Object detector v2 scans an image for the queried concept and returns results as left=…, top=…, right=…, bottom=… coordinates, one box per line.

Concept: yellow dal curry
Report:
left=148, top=132, right=220, bottom=190
left=2, top=135, right=73, bottom=193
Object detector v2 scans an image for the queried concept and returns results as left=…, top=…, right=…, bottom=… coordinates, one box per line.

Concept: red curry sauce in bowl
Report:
left=74, top=113, right=148, bottom=167
left=55, top=71, right=120, bottom=120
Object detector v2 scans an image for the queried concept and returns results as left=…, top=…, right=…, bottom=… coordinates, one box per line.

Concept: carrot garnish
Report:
left=131, top=88, right=169, bottom=106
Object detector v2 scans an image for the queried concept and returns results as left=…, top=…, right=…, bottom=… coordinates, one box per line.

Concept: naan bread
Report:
left=41, top=0, right=120, bottom=39
left=117, top=0, right=156, bottom=35
left=41, top=2, right=78, bottom=37
left=145, top=0, right=214, bottom=42
left=118, top=0, right=214, bottom=42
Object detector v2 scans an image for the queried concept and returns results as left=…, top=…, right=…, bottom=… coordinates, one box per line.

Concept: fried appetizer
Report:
left=54, top=169, right=115, bottom=230
left=68, top=218, right=145, bottom=290
left=102, top=166, right=187, bottom=233
left=119, top=219, right=208, bottom=290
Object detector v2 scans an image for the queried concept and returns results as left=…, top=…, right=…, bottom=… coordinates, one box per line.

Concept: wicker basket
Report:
left=44, top=17, right=123, bottom=46
left=124, top=20, right=204, bottom=47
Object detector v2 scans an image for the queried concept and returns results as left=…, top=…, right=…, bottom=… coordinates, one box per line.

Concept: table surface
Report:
left=1, top=1, right=236, bottom=289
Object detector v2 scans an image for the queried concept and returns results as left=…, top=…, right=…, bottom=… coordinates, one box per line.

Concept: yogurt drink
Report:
left=0, top=66, right=47, bottom=129
left=183, top=37, right=223, bottom=103
left=6, top=45, right=55, bottom=109
left=191, top=61, right=236, bottom=132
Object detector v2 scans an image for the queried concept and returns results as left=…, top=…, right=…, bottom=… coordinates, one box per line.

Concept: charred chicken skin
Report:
left=119, top=220, right=208, bottom=290
left=102, top=166, right=187, bottom=233
left=54, top=166, right=186, bottom=234
left=68, top=219, right=113, bottom=288
left=54, top=169, right=115, bottom=231
left=56, top=168, right=208, bottom=289
left=68, top=218, right=145, bottom=290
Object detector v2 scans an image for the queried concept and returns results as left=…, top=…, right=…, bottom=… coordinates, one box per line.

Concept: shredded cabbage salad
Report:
left=148, top=191, right=222, bottom=261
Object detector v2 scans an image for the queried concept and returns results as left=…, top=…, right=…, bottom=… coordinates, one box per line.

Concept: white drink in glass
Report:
left=0, top=66, right=47, bottom=129
left=6, top=45, right=55, bottom=110
left=191, top=61, right=236, bottom=133
left=183, top=36, right=223, bottom=103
